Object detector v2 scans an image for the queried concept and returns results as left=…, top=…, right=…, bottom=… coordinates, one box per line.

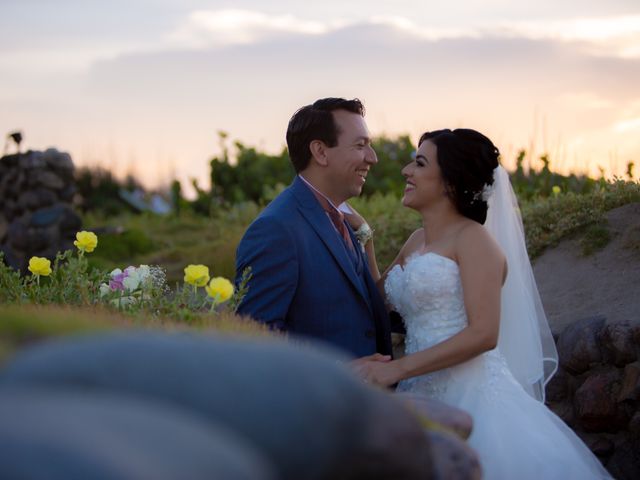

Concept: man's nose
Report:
left=366, top=146, right=378, bottom=164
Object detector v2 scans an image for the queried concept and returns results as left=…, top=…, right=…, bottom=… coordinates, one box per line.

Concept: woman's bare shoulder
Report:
left=456, top=221, right=505, bottom=266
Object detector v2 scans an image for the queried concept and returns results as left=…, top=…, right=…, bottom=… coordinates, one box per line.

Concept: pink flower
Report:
left=108, top=268, right=131, bottom=291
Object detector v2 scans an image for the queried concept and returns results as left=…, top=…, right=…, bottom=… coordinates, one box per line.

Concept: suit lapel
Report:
left=291, top=178, right=372, bottom=311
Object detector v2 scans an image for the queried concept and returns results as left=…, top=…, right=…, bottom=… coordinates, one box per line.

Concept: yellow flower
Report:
left=205, top=277, right=234, bottom=303
left=28, top=256, right=52, bottom=277
left=184, top=264, right=210, bottom=287
left=552, top=185, right=561, bottom=197
left=74, top=231, right=98, bottom=253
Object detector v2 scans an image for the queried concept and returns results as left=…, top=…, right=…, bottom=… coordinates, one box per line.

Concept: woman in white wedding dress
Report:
left=349, top=129, right=612, bottom=479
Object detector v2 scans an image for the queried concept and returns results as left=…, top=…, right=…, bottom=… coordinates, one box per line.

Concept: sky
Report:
left=1, top=0, right=639, bottom=195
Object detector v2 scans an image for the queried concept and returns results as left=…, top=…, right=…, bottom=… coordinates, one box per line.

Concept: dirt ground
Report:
left=533, top=202, right=640, bottom=336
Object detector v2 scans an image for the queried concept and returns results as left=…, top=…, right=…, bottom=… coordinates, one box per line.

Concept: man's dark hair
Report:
left=286, top=98, right=365, bottom=173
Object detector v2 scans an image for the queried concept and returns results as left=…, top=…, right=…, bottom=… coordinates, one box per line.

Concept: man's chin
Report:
left=348, top=186, right=364, bottom=199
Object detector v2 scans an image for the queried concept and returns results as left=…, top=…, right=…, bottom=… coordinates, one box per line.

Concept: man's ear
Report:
left=309, top=140, right=329, bottom=167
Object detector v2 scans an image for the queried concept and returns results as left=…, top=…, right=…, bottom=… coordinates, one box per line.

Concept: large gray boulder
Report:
left=0, top=332, right=434, bottom=480
left=0, top=387, right=274, bottom=480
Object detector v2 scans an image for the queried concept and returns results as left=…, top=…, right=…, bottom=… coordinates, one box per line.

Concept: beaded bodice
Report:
left=385, top=252, right=468, bottom=354
left=385, top=252, right=515, bottom=399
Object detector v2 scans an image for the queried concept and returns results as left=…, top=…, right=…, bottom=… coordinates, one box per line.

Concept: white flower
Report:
left=99, top=283, right=111, bottom=297
left=481, top=182, right=494, bottom=202
left=123, top=275, right=141, bottom=292
left=110, top=296, right=137, bottom=307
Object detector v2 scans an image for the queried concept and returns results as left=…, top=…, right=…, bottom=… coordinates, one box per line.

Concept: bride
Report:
left=349, top=129, right=612, bottom=479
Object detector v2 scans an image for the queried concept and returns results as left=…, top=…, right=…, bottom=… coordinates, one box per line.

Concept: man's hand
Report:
left=352, top=359, right=404, bottom=388
left=350, top=353, right=391, bottom=368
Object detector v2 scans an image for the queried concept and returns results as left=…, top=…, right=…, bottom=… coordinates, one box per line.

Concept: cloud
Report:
left=167, top=9, right=341, bottom=48
left=3, top=7, right=639, bottom=188
left=614, top=117, right=640, bottom=132
left=164, top=10, right=640, bottom=59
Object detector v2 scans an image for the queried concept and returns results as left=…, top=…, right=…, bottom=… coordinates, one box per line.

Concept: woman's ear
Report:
left=309, top=140, right=329, bottom=167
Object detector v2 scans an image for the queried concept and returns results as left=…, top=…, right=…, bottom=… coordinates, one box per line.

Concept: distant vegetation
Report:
left=71, top=133, right=639, bottom=284
left=1, top=134, right=638, bottom=358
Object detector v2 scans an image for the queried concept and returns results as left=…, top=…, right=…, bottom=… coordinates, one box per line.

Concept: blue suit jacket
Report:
left=235, top=176, right=392, bottom=358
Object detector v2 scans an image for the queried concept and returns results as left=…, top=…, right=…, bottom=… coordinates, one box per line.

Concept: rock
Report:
left=17, top=190, right=41, bottom=211
left=33, top=170, right=65, bottom=190
left=58, top=206, right=82, bottom=233
left=584, top=434, right=615, bottom=457
left=545, top=366, right=570, bottom=402
left=43, top=148, right=74, bottom=172
left=59, top=184, right=77, bottom=202
left=2, top=198, right=20, bottom=220
left=629, top=411, right=640, bottom=436
left=30, top=205, right=66, bottom=228
left=547, top=400, right=575, bottom=426
left=0, top=387, right=274, bottom=480
left=600, top=322, right=637, bottom=366
left=0, top=333, right=434, bottom=480
left=606, top=436, right=640, bottom=480
left=633, top=324, right=640, bottom=346
left=573, top=367, right=623, bottom=431
left=617, top=361, right=640, bottom=402
left=7, top=220, right=28, bottom=251
left=557, top=316, right=606, bottom=374
left=395, top=392, right=474, bottom=440
left=18, top=151, right=45, bottom=169
left=26, top=226, right=51, bottom=253
left=427, top=429, right=482, bottom=480
left=0, top=215, right=7, bottom=243
left=345, top=390, right=434, bottom=479
left=1, top=153, right=19, bottom=167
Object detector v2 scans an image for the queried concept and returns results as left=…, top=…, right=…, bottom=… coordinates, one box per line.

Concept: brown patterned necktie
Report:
left=311, top=191, right=354, bottom=251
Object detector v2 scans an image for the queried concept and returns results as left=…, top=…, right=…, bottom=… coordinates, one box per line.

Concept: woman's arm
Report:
left=345, top=204, right=423, bottom=298
left=354, top=224, right=506, bottom=386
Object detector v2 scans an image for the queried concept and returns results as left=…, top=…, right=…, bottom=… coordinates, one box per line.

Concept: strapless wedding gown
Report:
left=385, top=252, right=612, bottom=480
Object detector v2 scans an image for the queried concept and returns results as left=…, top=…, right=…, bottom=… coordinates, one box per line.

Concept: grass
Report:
left=623, top=224, right=640, bottom=256
left=579, top=222, right=612, bottom=256
left=2, top=177, right=636, bottom=363
left=84, top=207, right=258, bottom=284
left=521, top=180, right=640, bottom=259
left=0, top=304, right=279, bottom=367
left=83, top=179, right=640, bottom=281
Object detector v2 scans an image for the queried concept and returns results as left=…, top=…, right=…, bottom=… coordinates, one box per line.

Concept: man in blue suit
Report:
left=235, top=98, right=393, bottom=359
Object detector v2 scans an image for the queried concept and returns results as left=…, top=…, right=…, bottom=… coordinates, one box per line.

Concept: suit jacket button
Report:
left=365, top=330, right=375, bottom=338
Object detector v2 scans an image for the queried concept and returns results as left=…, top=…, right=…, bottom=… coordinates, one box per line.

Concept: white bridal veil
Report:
left=484, top=166, right=559, bottom=402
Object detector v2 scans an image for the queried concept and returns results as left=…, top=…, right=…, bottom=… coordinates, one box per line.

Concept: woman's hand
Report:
left=343, top=203, right=367, bottom=231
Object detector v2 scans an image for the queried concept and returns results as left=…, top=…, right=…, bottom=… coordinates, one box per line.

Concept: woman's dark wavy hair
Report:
left=419, top=128, right=500, bottom=224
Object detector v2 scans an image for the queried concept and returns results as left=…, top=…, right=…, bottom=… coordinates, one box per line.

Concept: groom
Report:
left=235, top=97, right=393, bottom=358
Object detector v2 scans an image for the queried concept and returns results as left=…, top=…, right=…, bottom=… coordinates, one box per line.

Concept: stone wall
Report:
left=0, top=149, right=82, bottom=272
left=547, top=316, right=640, bottom=479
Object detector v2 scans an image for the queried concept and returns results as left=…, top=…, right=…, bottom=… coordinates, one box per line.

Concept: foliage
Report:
left=210, top=132, right=294, bottom=205
left=0, top=303, right=276, bottom=367
left=75, top=166, right=144, bottom=216
left=510, top=150, right=604, bottom=201
left=521, top=179, right=640, bottom=258
left=349, top=193, right=421, bottom=268
left=0, top=231, right=254, bottom=327
left=84, top=204, right=260, bottom=284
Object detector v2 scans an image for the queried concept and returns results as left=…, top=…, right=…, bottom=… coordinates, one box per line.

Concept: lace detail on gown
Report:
left=384, top=252, right=612, bottom=480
